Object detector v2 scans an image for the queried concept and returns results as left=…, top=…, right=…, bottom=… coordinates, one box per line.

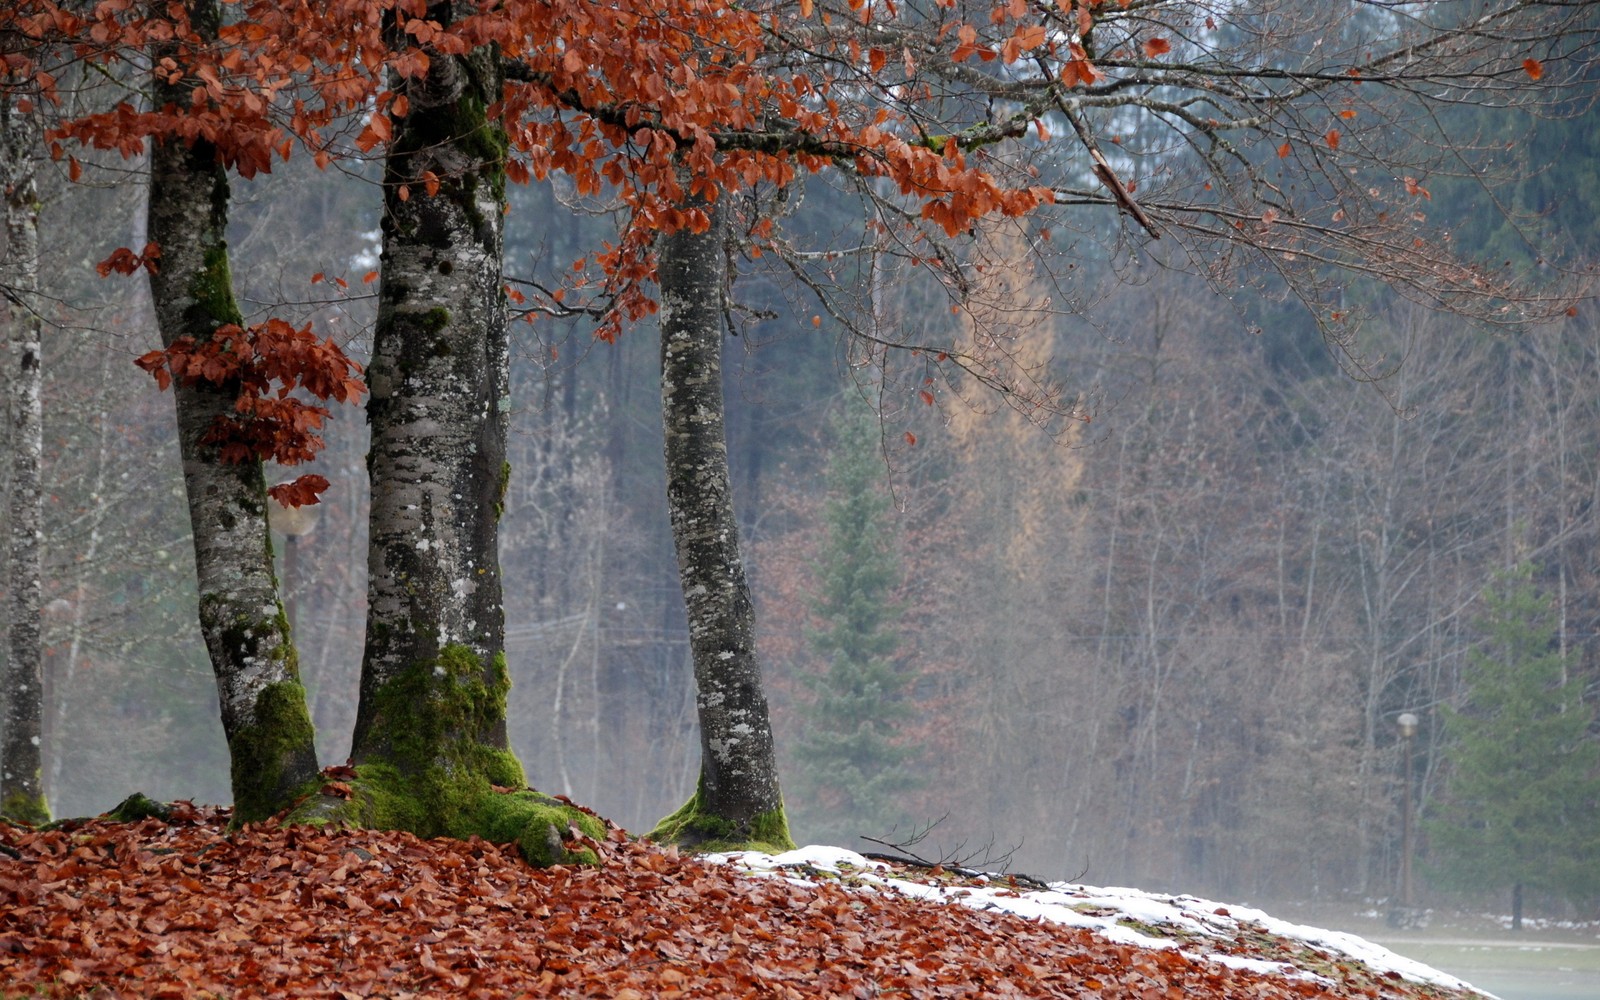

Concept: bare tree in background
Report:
left=501, top=397, right=615, bottom=804
left=758, top=0, right=1592, bottom=421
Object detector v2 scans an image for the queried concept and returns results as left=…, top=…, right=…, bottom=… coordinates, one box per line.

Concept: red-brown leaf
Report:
left=0, top=812, right=1453, bottom=1000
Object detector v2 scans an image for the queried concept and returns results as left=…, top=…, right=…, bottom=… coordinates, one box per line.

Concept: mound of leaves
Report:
left=1, top=806, right=1476, bottom=999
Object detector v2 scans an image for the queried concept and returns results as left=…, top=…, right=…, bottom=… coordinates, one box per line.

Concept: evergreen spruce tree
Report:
left=1426, top=564, right=1600, bottom=923
left=791, top=396, right=918, bottom=846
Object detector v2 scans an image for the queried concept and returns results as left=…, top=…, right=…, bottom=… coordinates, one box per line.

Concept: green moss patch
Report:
left=360, top=644, right=521, bottom=782
left=290, top=767, right=604, bottom=867
left=228, top=680, right=317, bottom=825
left=104, top=792, right=171, bottom=824
left=648, top=778, right=795, bottom=854
left=189, top=242, right=245, bottom=331
left=495, top=459, right=510, bottom=520
left=0, top=790, right=50, bottom=827
left=286, top=644, right=602, bottom=866
left=472, top=787, right=607, bottom=867
left=422, top=307, right=452, bottom=334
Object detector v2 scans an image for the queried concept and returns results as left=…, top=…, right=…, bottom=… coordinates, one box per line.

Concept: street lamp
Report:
left=1393, top=712, right=1419, bottom=924
left=269, top=498, right=321, bottom=638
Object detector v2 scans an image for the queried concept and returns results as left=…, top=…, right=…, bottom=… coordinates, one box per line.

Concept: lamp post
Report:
left=1393, top=712, right=1419, bottom=925
left=269, top=498, right=321, bottom=639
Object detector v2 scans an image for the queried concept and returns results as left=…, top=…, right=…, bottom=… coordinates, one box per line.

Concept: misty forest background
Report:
left=4, top=39, right=1600, bottom=918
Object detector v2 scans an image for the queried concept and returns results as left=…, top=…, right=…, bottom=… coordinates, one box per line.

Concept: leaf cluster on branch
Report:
left=133, top=317, right=364, bottom=505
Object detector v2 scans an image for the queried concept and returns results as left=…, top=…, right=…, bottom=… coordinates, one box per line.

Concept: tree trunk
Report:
left=146, top=0, right=318, bottom=824
left=650, top=197, right=793, bottom=851
left=1, top=93, right=47, bottom=825
left=348, top=26, right=513, bottom=770
left=300, top=15, right=603, bottom=867
left=306, top=9, right=516, bottom=821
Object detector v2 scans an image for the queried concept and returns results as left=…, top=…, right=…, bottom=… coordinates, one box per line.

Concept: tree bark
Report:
left=1, top=93, right=47, bottom=825
left=651, top=197, right=792, bottom=850
left=146, top=0, right=318, bottom=824
left=294, top=14, right=605, bottom=867
left=348, top=16, right=515, bottom=778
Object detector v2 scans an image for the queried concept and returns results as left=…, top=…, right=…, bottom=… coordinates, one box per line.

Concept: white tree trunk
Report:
left=349, top=32, right=514, bottom=769
left=1, top=92, right=46, bottom=824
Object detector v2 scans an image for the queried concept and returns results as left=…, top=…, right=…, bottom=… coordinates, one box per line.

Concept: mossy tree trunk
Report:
left=1, top=89, right=48, bottom=825
left=309, top=5, right=600, bottom=868
left=650, top=195, right=794, bottom=852
left=145, top=0, right=317, bottom=825
left=348, top=1, right=519, bottom=806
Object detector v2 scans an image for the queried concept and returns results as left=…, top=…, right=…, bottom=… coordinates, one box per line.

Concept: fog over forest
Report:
left=4, top=3, right=1599, bottom=922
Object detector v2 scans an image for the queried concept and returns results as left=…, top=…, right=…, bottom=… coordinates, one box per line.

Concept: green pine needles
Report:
left=1425, top=563, right=1600, bottom=911
left=791, top=396, right=920, bottom=846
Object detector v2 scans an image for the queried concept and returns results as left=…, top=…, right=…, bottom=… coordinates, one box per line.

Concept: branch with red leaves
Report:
left=133, top=316, right=365, bottom=507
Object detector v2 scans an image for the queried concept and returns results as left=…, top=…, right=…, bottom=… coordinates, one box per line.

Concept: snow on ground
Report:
left=709, top=845, right=1485, bottom=996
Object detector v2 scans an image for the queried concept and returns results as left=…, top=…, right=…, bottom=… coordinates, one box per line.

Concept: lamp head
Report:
left=270, top=496, right=323, bottom=538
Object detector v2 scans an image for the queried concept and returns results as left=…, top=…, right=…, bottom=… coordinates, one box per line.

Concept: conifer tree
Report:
left=1426, top=564, right=1600, bottom=922
left=792, top=396, right=917, bottom=846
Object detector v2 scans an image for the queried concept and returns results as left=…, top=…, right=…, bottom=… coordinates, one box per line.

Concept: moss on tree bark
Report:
left=293, top=645, right=603, bottom=866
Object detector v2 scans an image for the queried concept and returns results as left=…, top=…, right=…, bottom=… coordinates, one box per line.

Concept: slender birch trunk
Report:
left=650, top=197, right=792, bottom=850
left=146, top=0, right=317, bottom=823
left=1, top=93, right=47, bottom=824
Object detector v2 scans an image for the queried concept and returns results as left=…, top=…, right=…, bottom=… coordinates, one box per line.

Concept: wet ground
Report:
left=1257, top=902, right=1599, bottom=1000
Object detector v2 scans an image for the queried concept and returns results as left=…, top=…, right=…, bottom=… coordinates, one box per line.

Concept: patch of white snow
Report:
left=711, top=846, right=1485, bottom=995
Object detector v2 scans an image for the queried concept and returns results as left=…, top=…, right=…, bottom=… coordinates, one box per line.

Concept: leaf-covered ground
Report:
left=0, top=806, right=1485, bottom=999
